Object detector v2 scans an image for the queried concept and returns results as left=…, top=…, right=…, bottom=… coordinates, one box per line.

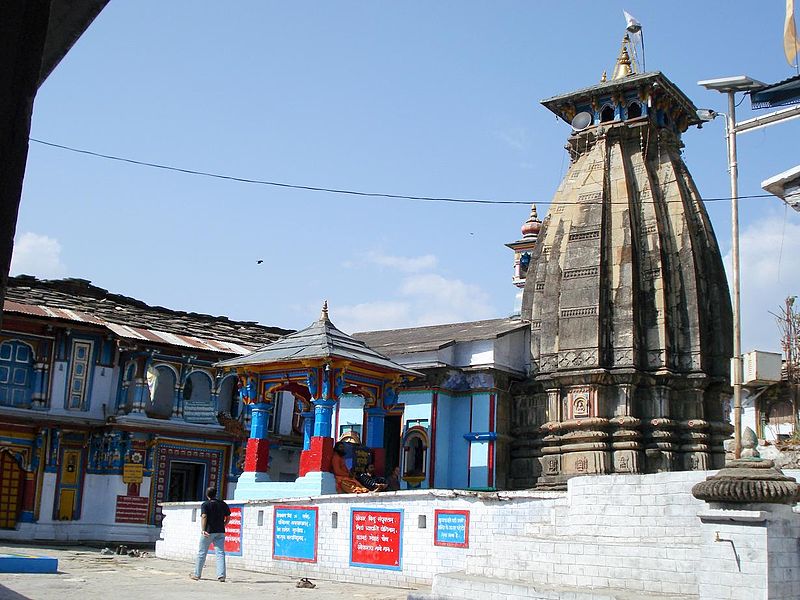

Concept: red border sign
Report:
left=350, top=508, right=403, bottom=570
left=434, top=509, right=469, bottom=548
left=210, top=505, right=243, bottom=556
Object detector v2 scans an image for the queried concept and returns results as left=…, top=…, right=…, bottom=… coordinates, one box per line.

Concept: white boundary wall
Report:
left=157, top=471, right=800, bottom=598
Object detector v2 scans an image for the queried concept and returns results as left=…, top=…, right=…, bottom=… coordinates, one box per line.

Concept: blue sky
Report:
left=11, top=1, right=800, bottom=352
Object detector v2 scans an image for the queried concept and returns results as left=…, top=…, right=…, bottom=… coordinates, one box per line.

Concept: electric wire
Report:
left=29, top=137, right=775, bottom=206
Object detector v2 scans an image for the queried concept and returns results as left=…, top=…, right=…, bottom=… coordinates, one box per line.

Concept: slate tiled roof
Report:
left=4, top=275, right=290, bottom=353
left=218, top=309, right=421, bottom=376
left=353, top=317, right=528, bottom=355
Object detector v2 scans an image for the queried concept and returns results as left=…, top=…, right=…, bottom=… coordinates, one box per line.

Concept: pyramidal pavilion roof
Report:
left=216, top=302, right=421, bottom=377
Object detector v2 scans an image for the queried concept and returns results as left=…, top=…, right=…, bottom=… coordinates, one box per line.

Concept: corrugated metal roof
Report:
left=4, top=275, right=290, bottom=348
left=751, top=74, right=800, bottom=109
left=3, top=300, right=106, bottom=325
left=4, top=300, right=253, bottom=356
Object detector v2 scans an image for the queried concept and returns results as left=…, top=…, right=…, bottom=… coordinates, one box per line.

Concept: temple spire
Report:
left=320, top=300, right=329, bottom=322
left=612, top=35, right=633, bottom=80
left=521, top=203, right=542, bottom=238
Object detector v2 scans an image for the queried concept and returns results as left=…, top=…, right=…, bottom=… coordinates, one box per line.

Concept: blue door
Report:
left=0, top=341, right=33, bottom=407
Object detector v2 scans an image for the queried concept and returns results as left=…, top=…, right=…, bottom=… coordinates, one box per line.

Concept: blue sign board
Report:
left=434, top=509, right=469, bottom=548
left=273, top=506, right=318, bottom=562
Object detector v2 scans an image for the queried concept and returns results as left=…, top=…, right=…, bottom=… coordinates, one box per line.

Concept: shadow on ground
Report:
left=0, top=584, right=33, bottom=600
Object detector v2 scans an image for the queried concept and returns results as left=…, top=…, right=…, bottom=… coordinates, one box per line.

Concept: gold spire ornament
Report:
left=320, top=300, right=329, bottom=321
left=600, top=70, right=607, bottom=83
left=612, top=35, right=633, bottom=80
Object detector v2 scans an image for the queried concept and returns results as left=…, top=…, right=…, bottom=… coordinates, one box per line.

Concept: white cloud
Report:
left=10, top=232, right=67, bottom=279
left=332, top=301, right=411, bottom=333
left=725, top=216, right=800, bottom=353
left=493, top=127, right=528, bottom=152
left=365, top=251, right=437, bottom=273
left=333, top=269, right=495, bottom=333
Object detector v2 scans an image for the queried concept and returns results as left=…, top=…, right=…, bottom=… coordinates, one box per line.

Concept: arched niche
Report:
left=217, top=374, right=239, bottom=417
left=148, top=364, right=177, bottom=416
left=184, top=370, right=213, bottom=404
left=627, top=101, right=642, bottom=119
left=402, top=426, right=429, bottom=484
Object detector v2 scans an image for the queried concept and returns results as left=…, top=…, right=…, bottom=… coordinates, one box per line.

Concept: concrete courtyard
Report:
left=0, top=544, right=421, bottom=600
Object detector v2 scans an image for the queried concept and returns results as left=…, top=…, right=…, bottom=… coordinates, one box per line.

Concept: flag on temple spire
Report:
left=785, top=0, right=799, bottom=66
left=623, top=10, right=641, bottom=33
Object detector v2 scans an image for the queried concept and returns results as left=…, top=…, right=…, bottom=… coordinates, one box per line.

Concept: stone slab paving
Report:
left=0, top=544, right=421, bottom=600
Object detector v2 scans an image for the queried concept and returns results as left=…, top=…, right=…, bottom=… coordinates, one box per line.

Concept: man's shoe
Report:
left=189, top=574, right=200, bottom=581
left=218, top=577, right=226, bottom=582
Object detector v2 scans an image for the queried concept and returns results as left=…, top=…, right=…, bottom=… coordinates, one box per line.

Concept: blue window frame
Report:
left=0, top=340, right=34, bottom=407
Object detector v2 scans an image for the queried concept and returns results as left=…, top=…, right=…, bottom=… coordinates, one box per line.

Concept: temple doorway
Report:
left=0, top=450, right=23, bottom=528
left=167, top=461, right=205, bottom=502
left=383, top=415, right=402, bottom=475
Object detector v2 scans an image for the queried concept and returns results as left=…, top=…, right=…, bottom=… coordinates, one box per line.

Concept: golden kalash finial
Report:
left=600, top=70, right=607, bottom=83
left=320, top=300, right=330, bottom=321
left=612, top=35, right=633, bottom=80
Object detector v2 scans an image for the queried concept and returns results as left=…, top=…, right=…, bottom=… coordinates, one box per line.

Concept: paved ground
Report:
left=0, top=544, right=423, bottom=600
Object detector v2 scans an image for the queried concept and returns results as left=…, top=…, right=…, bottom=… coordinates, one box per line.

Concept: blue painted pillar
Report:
left=249, top=403, right=273, bottom=439
left=312, top=399, right=336, bottom=437
left=301, top=410, right=315, bottom=450
left=365, top=407, right=386, bottom=448
left=244, top=401, right=273, bottom=473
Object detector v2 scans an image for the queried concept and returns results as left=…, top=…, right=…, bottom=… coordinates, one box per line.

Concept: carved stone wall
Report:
left=510, top=75, right=733, bottom=490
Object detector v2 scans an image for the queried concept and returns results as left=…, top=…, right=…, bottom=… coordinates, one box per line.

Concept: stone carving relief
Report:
left=563, top=267, right=599, bottom=279
left=613, top=349, right=633, bottom=365
left=539, top=354, right=558, bottom=372
left=577, top=192, right=602, bottom=203
left=573, top=395, right=589, bottom=418
left=568, top=230, right=601, bottom=242
left=559, top=307, right=598, bottom=318
left=569, top=386, right=593, bottom=419
left=557, top=349, right=598, bottom=369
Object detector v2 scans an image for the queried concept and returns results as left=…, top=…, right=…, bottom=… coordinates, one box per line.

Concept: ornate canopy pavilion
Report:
left=217, top=303, right=420, bottom=500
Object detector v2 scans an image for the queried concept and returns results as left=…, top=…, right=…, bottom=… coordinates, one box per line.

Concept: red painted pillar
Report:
left=298, top=436, right=334, bottom=476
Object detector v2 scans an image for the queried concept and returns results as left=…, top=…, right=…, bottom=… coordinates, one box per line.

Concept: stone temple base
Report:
left=233, top=470, right=336, bottom=501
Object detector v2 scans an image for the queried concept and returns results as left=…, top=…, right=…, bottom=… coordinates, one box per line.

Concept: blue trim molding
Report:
left=463, top=432, right=497, bottom=442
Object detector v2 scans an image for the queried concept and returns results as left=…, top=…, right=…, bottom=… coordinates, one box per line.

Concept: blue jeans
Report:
left=194, top=532, right=226, bottom=579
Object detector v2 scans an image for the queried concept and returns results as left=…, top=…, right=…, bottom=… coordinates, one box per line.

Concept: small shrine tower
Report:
left=505, top=203, right=542, bottom=315
left=217, top=302, right=420, bottom=500
left=510, top=37, right=733, bottom=489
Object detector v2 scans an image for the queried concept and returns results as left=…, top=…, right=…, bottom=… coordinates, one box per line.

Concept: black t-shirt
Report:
left=201, top=499, right=231, bottom=534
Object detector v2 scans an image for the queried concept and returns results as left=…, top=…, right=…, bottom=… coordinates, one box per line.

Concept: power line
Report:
left=29, top=137, right=775, bottom=206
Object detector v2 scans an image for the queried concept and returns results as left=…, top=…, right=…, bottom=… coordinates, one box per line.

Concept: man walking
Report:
left=190, top=486, right=231, bottom=582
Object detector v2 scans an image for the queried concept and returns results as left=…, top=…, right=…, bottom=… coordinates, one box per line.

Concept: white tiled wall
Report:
left=157, top=473, right=800, bottom=599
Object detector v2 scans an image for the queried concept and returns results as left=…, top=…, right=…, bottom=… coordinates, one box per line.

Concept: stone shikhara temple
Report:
left=510, top=40, right=734, bottom=489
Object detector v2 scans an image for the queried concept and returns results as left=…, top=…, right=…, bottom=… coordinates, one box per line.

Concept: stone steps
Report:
left=408, top=571, right=698, bottom=600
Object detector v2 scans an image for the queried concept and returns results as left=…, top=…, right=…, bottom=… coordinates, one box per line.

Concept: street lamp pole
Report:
left=698, top=75, right=765, bottom=459
left=725, top=89, right=743, bottom=459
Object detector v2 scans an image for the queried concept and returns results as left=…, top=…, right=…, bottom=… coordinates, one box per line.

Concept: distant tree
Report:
left=772, top=296, right=800, bottom=383
left=770, top=297, right=800, bottom=442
